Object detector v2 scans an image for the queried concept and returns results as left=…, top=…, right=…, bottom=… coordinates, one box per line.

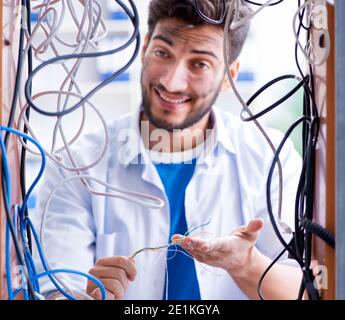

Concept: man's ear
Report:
left=221, top=59, right=240, bottom=91
left=141, top=34, right=150, bottom=63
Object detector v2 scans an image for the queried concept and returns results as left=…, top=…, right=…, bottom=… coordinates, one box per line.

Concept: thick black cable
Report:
left=257, top=247, right=287, bottom=300
left=241, top=74, right=308, bottom=122
left=302, top=219, right=335, bottom=248
left=266, top=116, right=310, bottom=266
left=24, top=0, right=140, bottom=118
left=21, top=0, right=33, bottom=254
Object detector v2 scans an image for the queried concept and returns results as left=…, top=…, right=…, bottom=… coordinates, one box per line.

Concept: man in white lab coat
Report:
left=36, top=0, right=303, bottom=300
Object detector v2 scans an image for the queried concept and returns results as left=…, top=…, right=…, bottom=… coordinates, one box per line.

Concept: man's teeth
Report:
left=158, top=92, right=188, bottom=104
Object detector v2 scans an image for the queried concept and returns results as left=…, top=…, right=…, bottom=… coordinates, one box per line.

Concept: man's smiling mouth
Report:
left=154, top=88, right=192, bottom=105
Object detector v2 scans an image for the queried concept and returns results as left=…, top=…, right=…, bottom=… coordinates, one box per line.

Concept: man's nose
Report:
left=160, top=62, right=189, bottom=93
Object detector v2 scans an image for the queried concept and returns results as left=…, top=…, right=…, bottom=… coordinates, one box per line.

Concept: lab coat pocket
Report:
left=95, top=232, right=129, bottom=259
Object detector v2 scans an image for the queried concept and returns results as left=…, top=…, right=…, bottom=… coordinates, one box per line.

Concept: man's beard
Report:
left=141, top=77, right=222, bottom=131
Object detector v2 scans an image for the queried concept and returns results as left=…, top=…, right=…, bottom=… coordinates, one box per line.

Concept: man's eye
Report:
left=154, top=50, right=168, bottom=58
left=193, top=62, right=210, bottom=70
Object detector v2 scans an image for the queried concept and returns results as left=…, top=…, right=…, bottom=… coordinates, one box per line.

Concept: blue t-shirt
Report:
left=154, top=159, right=201, bottom=300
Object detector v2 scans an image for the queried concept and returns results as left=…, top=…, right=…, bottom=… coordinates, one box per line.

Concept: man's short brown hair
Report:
left=147, top=0, right=253, bottom=63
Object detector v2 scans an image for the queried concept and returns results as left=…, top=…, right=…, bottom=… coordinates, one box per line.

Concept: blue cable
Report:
left=1, top=126, right=106, bottom=300
left=20, top=216, right=40, bottom=292
left=1, top=126, right=45, bottom=298
left=35, top=269, right=106, bottom=298
left=1, top=127, right=41, bottom=300
left=0, top=134, right=11, bottom=201
left=5, top=224, right=13, bottom=300
left=0, top=126, right=46, bottom=218
left=27, top=217, right=106, bottom=300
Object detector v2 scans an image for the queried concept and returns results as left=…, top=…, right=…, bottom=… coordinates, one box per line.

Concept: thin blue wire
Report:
left=184, top=218, right=212, bottom=237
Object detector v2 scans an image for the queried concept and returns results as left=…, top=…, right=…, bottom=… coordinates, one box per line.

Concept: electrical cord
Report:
left=257, top=247, right=287, bottom=300
left=302, top=219, right=335, bottom=249
left=241, top=75, right=309, bottom=122
left=258, top=1, right=324, bottom=300
left=266, top=116, right=310, bottom=266
left=21, top=0, right=34, bottom=254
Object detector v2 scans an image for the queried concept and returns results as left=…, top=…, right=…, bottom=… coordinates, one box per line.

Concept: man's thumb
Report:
left=245, top=218, right=265, bottom=234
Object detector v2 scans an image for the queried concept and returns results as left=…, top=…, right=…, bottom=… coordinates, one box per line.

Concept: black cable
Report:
left=291, top=6, right=321, bottom=300
left=20, top=0, right=33, bottom=254
left=298, top=0, right=311, bottom=31
left=24, top=0, right=140, bottom=118
left=266, top=116, right=310, bottom=266
left=257, top=247, right=286, bottom=300
left=302, top=219, right=335, bottom=248
left=241, top=74, right=308, bottom=122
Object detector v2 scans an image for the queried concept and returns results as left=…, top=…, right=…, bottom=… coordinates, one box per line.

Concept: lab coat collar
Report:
left=120, top=106, right=236, bottom=167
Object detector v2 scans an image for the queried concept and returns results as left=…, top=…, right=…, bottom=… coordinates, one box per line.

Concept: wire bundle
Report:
left=2, top=0, right=163, bottom=300
left=195, top=0, right=333, bottom=300
left=2, top=0, right=334, bottom=301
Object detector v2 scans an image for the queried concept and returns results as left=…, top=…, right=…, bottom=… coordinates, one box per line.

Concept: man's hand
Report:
left=174, top=218, right=303, bottom=299
left=172, top=218, right=264, bottom=277
left=87, top=256, right=137, bottom=300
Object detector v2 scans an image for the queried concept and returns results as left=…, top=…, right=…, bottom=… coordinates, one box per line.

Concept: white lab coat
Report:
left=33, top=107, right=301, bottom=300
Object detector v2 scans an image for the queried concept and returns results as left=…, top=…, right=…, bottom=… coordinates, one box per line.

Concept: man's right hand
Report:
left=87, top=256, right=137, bottom=300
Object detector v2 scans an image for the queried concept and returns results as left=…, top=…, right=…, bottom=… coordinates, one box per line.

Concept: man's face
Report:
left=141, top=18, right=227, bottom=131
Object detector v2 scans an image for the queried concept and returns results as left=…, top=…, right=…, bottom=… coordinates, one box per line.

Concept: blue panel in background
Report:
left=100, top=72, right=130, bottom=82
left=31, top=12, right=39, bottom=23
left=237, top=71, right=255, bottom=82
left=110, top=11, right=129, bottom=20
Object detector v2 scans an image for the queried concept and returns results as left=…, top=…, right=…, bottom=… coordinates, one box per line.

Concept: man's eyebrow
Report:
left=152, top=34, right=218, bottom=60
left=190, top=49, right=218, bottom=60
left=152, top=35, right=174, bottom=46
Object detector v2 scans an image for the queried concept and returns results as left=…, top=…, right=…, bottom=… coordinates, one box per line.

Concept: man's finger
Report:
left=172, top=234, right=229, bottom=253
left=243, top=218, right=264, bottom=235
left=90, top=287, right=115, bottom=300
left=172, top=235, right=206, bottom=251
left=96, top=256, right=137, bottom=281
